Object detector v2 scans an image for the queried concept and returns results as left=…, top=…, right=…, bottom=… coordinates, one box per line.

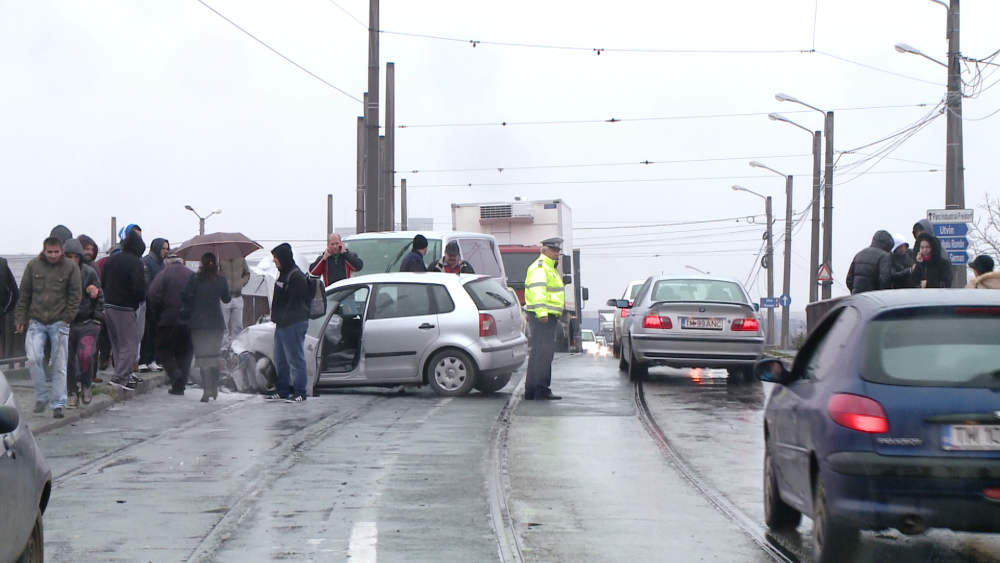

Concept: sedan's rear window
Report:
left=651, top=280, right=748, bottom=304
left=464, top=278, right=513, bottom=310
left=861, top=308, right=1000, bottom=388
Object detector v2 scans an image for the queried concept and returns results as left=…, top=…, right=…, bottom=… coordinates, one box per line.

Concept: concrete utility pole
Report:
left=765, top=197, right=775, bottom=347
left=400, top=178, right=408, bottom=231
left=327, top=194, right=334, bottom=236
left=377, top=136, right=386, bottom=230
left=111, top=217, right=117, bottom=251
left=946, top=0, right=967, bottom=287
left=364, top=0, right=380, bottom=233
left=809, top=131, right=822, bottom=302
left=781, top=175, right=794, bottom=350
left=384, top=62, right=395, bottom=231
left=356, top=114, right=366, bottom=233
left=822, top=111, right=834, bottom=299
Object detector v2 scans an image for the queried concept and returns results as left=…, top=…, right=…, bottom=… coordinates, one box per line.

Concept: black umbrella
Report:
left=174, top=232, right=262, bottom=262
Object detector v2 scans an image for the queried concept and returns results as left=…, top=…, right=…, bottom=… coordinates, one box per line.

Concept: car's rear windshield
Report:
left=464, top=278, right=514, bottom=310
left=650, top=280, right=748, bottom=304
left=629, top=284, right=643, bottom=299
left=861, top=307, right=1000, bottom=388
left=581, top=331, right=595, bottom=342
left=345, top=237, right=442, bottom=273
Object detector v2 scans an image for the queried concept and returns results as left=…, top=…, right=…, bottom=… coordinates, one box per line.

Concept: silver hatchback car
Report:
left=617, top=274, right=764, bottom=381
left=233, top=273, right=528, bottom=397
left=1, top=369, right=51, bottom=563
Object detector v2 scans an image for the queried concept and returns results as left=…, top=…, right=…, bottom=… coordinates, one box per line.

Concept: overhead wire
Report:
left=195, top=0, right=362, bottom=103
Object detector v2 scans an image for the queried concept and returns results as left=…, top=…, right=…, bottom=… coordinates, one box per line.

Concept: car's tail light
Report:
left=619, top=300, right=632, bottom=318
left=984, top=488, right=1000, bottom=502
left=642, top=314, right=672, bottom=329
left=827, top=394, right=889, bottom=433
left=480, top=313, right=497, bottom=337
left=732, top=318, right=760, bottom=331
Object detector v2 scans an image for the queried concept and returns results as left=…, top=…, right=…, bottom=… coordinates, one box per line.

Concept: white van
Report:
left=342, top=231, right=507, bottom=286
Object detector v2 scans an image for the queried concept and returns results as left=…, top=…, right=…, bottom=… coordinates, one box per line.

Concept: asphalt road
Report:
left=32, top=353, right=1000, bottom=563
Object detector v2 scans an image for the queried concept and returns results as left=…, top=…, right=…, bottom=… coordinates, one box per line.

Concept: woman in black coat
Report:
left=911, top=233, right=953, bottom=289
left=182, top=253, right=231, bottom=401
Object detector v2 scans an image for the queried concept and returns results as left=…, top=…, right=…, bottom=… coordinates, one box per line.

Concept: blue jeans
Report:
left=274, top=321, right=308, bottom=399
left=25, top=319, right=69, bottom=409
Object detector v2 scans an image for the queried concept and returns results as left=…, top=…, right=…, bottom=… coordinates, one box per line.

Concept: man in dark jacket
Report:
left=149, top=255, right=195, bottom=395
left=0, top=256, right=18, bottom=316
left=15, top=236, right=82, bottom=418
left=912, top=232, right=953, bottom=288
left=310, top=233, right=363, bottom=286
left=139, top=238, right=169, bottom=372
left=846, top=230, right=894, bottom=294
left=270, top=243, right=310, bottom=402
left=399, top=234, right=428, bottom=272
left=432, top=241, right=475, bottom=274
left=101, top=229, right=148, bottom=391
left=64, top=239, right=104, bottom=407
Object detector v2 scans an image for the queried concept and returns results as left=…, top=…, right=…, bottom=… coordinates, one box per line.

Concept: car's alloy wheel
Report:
left=427, top=349, right=477, bottom=397
left=763, top=442, right=801, bottom=530
left=16, top=510, right=43, bottom=563
left=813, top=475, right=860, bottom=563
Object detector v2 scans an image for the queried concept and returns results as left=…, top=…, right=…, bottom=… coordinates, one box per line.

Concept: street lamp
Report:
left=895, top=0, right=966, bottom=286
left=769, top=113, right=823, bottom=304
left=732, top=185, right=775, bottom=347
left=684, top=265, right=709, bottom=275
left=776, top=93, right=835, bottom=300
left=185, top=205, right=222, bottom=236
left=748, top=161, right=793, bottom=351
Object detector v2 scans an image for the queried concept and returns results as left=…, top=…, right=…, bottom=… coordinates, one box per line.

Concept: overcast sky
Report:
left=3, top=0, right=1000, bottom=311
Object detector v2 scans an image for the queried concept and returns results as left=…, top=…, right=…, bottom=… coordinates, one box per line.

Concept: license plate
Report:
left=680, top=317, right=724, bottom=330
left=512, top=344, right=526, bottom=357
left=942, top=425, right=1000, bottom=451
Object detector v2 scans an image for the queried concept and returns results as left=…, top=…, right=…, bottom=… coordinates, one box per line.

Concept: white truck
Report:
left=451, top=199, right=586, bottom=352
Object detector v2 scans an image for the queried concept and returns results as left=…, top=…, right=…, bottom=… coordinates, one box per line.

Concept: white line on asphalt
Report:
left=348, top=521, right=378, bottom=563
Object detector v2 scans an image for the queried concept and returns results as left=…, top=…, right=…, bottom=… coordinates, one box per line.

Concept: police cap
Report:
left=541, top=236, right=564, bottom=250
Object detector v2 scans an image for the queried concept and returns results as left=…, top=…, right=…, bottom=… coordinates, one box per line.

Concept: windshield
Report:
left=464, top=278, right=513, bottom=310
left=581, top=330, right=595, bottom=342
left=346, top=237, right=442, bottom=273
left=501, top=252, right=538, bottom=289
left=861, top=307, right=1000, bottom=388
left=650, top=279, right=749, bottom=304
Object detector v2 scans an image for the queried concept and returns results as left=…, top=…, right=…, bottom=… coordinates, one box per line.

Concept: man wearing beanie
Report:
left=64, top=239, right=104, bottom=407
left=400, top=234, right=429, bottom=272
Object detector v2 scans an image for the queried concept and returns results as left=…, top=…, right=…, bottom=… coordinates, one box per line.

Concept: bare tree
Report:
left=967, top=193, right=1000, bottom=261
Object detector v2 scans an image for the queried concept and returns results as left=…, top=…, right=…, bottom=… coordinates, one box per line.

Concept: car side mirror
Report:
left=754, top=303, right=760, bottom=312
left=0, top=405, right=20, bottom=434
left=582, top=287, right=589, bottom=301
left=606, top=298, right=618, bottom=307
left=614, top=299, right=631, bottom=308
left=562, top=275, right=572, bottom=285
left=755, top=358, right=792, bottom=384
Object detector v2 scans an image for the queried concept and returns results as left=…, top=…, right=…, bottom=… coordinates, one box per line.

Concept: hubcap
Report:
left=434, top=357, right=467, bottom=390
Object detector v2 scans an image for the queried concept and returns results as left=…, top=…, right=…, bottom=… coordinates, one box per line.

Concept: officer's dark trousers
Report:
left=525, top=314, right=558, bottom=398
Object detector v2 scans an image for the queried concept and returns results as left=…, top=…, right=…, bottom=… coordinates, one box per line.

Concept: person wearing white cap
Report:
left=889, top=233, right=915, bottom=289
left=523, top=237, right=565, bottom=400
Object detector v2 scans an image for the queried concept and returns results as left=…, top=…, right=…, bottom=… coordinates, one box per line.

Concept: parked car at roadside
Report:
left=610, top=280, right=645, bottom=358
left=0, top=369, right=51, bottom=563
left=616, top=274, right=763, bottom=381
left=581, top=329, right=599, bottom=354
left=233, top=273, right=527, bottom=397
left=756, top=289, right=1000, bottom=563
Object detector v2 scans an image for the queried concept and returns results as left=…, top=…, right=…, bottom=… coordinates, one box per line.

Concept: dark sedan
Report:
left=756, top=290, right=1000, bottom=563
left=1, top=369, right=51, bottom=563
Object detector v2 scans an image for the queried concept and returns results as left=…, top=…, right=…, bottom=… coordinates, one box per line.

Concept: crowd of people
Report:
left=846, top=218, right=998, bottom=293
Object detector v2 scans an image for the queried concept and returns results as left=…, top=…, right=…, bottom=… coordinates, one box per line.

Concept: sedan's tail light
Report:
left=619, top=301, right=632, bottom=318
left=827, top=394, right=889, bottom=433
left=984, top=488, right=1000, bottom=502
left=642, top=314, right=672, bottom=329
left=732, top=318, right=760, bottom=331
left=480, top=313, right=497, bottom=337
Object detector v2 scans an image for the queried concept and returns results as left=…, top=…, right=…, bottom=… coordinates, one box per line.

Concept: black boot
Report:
left=210, top=368, right=220, bottom=400
left=200, top=369, right=213, bottom=403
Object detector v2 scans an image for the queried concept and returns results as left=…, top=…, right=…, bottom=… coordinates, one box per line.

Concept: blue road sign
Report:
left=778, top=294, right=792, bottom=308
left=939, top=237, right=968, bottom=252
left=948, top=251, right=969, bottom=265
left=933, top=223, right=969, bottom=237
left=760, top=297, right=777, bottom=309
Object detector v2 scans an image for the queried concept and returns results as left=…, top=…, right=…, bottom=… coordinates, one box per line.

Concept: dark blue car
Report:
left=756, top=290, right=1000, bottom=563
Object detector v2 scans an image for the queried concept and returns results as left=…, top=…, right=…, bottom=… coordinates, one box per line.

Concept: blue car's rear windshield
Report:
left=861, top=307, right=1000, bottom=388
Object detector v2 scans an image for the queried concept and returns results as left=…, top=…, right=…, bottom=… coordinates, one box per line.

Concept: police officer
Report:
left=523, top=237, right=565, bottom=400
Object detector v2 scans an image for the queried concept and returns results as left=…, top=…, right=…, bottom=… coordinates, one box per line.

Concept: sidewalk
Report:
left=7, top=365, right=169, bottom=435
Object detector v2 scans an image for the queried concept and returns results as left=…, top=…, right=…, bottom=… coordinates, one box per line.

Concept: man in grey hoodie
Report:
left=64, top=239, right=104, bottom=407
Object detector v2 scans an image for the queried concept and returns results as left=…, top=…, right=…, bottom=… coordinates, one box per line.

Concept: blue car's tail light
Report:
left=985, top=488, right=1000, bottom=502
left=827, top=393, right=889, bottom=433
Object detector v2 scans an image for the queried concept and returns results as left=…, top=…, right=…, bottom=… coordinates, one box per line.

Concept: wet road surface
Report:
left=32, top=354, right=1000, bottom=563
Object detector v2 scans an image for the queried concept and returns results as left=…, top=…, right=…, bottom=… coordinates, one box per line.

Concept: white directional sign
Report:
left=927, top=209, right=974, bottom=223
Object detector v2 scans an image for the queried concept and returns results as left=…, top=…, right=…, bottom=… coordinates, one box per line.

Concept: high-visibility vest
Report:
left=524, top=253, right=564, bottom=319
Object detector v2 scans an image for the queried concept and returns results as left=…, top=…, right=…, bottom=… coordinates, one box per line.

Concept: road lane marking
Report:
left=348, top=521, right=378, bottom=562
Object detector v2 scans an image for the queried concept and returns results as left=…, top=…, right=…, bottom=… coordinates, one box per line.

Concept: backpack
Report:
left=305, top=274, right=327, bottom=319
